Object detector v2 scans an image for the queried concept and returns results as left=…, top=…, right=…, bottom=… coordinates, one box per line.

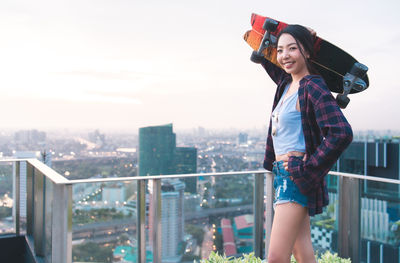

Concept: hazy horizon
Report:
left=1, top=0, right=399, bottom=131
left=2, top=126, right=399, bottom=137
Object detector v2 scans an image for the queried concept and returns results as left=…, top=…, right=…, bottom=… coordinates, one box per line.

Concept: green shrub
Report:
left=196, top=252, right=261, bottom=263
left=197, top=251, right=351, bottom=263
left=317, top=251, right=351, bottom=263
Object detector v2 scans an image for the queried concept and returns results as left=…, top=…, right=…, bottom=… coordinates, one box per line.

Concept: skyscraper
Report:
left=148, top=179, right=186, bottom=263
left=139, top=124, right=196, bottom=262
left=238, top=133, right=248, bottom=145
left=138, top=124, right=176, bottom=177
left=138, top=123, right=197, bottom=181
left=14, top=130, right=46, bottom=146
left=160, top=179, right=185, bottom=262
left=12, top=151, right=42, bottom=220
left=174, top=147, right=197, bottom=193
left=332, top=140, right=400, bottom=262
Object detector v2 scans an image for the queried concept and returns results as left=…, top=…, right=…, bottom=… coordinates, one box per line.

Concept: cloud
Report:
left=53, top=70, right=157, bottom=81
left=81, top=90, right=142, bottom=104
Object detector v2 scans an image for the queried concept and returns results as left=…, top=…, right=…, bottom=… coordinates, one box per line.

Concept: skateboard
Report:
left=244, top=13, right=369, bottom=109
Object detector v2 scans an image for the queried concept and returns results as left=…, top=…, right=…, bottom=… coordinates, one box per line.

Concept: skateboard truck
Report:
left=250, top=19, right=279, bottom=63
left=336, top=62, right=368, bottom=109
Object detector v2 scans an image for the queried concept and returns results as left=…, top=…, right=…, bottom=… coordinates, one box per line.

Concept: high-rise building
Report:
left=160, top=179, right=185, bottom=262
left=138, top=124, right=176, bottom=177
left=334, top=140, right=400, bottom=195
left=174, top=147, right=197, bottom=193
left=14, top=130, right=46, bottom=145
left=139, top=124, right=196, bottom=261
left=238, top=133, right=248, bottom=145
left=12, top=151, right=51, bottom=222
left=148, top=179, right=185, bottom=263
left=12, top=151, right=41, bottom=220
left=332, top=139, right=400, bottom=262
left=88, top=129, right=106, bottom=148
left=138, top=124, right=197, bottom=188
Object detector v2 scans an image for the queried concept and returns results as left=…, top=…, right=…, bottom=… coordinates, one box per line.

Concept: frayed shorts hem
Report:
left=273, top=199, right=308, bottom=210
left=273, top=161, right=308, bottom=209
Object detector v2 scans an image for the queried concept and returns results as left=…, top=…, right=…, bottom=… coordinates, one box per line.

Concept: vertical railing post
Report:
left=253, top=173, right=264, bottom=259
left=33, top=171, right=46, bottom=257
left=338, top=176, right=360, bottom=263
left=137, top=179, right=146, bottom=263
left=26, top=162, right=34, bottom=236
left=51, top=183, right=72, bottom=263
left=264, top=172, right=274, bottom=259
left=15, top=161, right=21, bottom=236
left=150, top=179, right=162, bottom=263
left=367, top=241, right=371, bottom=263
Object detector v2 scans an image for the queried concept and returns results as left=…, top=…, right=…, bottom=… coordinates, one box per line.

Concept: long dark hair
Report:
left=277, top=24, right=319, bottom=75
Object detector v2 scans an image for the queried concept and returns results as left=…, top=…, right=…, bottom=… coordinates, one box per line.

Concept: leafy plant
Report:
left=317, top=251, right=351, bottom=263
left=196, top=252, right=261, bottom=263
left=198, top=251, right=351, bottom=263
left=314, top=218, right=335, bottom=230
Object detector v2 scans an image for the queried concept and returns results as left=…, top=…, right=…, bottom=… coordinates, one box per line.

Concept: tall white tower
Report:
left=161, top=179, right=185, bottom=262
left=12, top=151, right=40, bottom=220
left=148, top=178, right=185, bottom=263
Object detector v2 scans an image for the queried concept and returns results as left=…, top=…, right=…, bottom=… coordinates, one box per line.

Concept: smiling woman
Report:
left=255, top=24, right=354, bottom=263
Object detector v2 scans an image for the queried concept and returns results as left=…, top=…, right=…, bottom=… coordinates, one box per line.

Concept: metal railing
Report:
left=1, top=158, right=399, bottom=263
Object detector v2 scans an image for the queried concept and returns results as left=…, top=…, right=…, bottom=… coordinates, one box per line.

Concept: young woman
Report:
left=260, top=25, right=353, bottom=262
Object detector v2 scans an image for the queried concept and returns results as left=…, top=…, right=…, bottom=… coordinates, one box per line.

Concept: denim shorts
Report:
left=273, top=161, right=308, bottom=209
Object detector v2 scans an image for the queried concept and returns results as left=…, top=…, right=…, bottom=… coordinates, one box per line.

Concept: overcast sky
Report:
left=1, top=0, right=399, bottom=132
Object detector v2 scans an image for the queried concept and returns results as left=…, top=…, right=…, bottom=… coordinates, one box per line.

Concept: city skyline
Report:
left=1, top=0, right=400, bottom=131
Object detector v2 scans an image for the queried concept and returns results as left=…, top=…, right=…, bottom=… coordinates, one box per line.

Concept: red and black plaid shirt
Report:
left=261, top=60, right=353, bottom=216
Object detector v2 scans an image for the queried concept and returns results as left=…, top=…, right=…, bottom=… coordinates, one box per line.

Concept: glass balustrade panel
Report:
left=309, top=174, right=339, bottom=256
left=360, top=179, right=400, bottom=263
left=0, top=162, right=15, bottom=235
left=154, top=173, right=256, bottom=262
left=72, top=181, right=138, bottom=263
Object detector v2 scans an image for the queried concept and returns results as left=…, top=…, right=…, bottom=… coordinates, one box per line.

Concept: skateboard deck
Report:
left=244, top=13, right=369, bottom=96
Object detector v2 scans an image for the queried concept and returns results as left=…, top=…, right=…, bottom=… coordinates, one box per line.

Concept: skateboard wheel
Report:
left=263, top=39, right=271, bottom=47
left=353, top=79, right=367, bottom=92
left=350, top=62, right=368, bottom=78
left=250, top=51, right=265, bottom=64
left=336, top=94, right=350, bottom=109
left=263, top=19, right=279, bottom=32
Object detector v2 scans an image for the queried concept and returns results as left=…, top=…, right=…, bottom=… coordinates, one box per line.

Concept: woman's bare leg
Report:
left=267, top=202, right=308, bottom=263
left=292, top=215, right=317, bottom=263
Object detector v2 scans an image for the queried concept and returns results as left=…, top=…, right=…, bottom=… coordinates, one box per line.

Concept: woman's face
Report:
left=277, top=33, right=310, bottom=78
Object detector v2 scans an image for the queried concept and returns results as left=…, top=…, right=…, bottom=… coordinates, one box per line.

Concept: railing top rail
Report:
left=0, top=158, right=69, bottom=184
left=68, top=170, right=400, bottom=185
left=27, top=159, right=70, bottom=184
left=67, top=170, right=267, bottom=184
left=329, top=171, right=400, bottom=185
left=0, top=158, right=32, bottom=162
left=2, top=159, right=400, bottom=185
